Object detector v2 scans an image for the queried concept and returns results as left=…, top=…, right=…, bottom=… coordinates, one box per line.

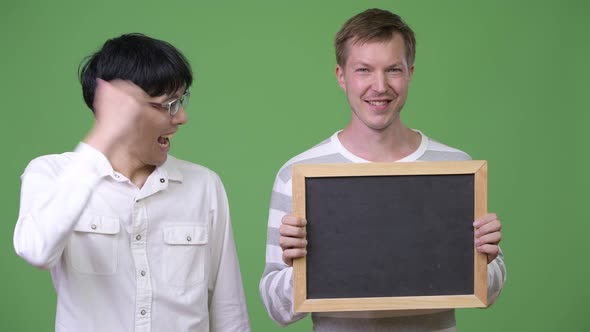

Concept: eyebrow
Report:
left=351, top=61, right=373, bottom=67
left=351, top=61, right=405, bottom=68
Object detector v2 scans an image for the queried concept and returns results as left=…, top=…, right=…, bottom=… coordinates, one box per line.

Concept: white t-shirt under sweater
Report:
left=259, top=130, right=506, bottom=332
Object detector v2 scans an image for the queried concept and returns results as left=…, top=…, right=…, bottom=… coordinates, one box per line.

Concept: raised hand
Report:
left=85, top=79, right=150, bottom=156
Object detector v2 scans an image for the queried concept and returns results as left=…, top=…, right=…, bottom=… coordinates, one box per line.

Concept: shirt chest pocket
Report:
left=68, top=214, right=120, bottom=275
left=162, top=224, right=209, bottom=287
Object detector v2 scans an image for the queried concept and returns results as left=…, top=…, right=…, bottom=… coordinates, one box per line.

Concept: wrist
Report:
left=83, top=126, right=118, bottom=158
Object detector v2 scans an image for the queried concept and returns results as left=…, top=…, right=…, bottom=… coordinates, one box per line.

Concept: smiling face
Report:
left=336, top=33, right=414, bottom=133
left=129, top=89, right=188, bottom=168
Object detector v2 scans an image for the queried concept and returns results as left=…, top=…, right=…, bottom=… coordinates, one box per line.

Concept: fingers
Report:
left=95, top=79, right=147, bottom=112
left=94, top=79, right=140, bottom=114
left=280, top=215, right=307, bottom=266
left=105, top=79, right=149, bottom=100
left=281, top=245, right=307, bottom=266
left=474, top=219, right=501, bottom=238
left=474, top=213, right=502, bottom=246
left=475, top=231, right=501, bottom=247
left=476, top=244, right=500, bottom=263
left=474, top=213, right=501, bottom=239
left=282, top=215, right=306, bottom=227
left=473, top=213, right=499, bottom=229
left=87, top=79, right=150, bottom=156
left=474, top=212, right=502, bottom=264
left=282, top=248, right=308, bottom=267
left=279, top=215, right=306, bottom=241
left=279, top=235, right=307, bottom=250
left=279, top=223, right=306, bottom=238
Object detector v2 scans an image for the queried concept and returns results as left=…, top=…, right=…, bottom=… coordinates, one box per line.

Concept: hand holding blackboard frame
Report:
left=292, top=160, right=488, bottom=312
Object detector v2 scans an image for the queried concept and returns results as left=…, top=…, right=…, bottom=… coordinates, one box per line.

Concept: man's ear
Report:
left=336, top=64, right=346, bottom=91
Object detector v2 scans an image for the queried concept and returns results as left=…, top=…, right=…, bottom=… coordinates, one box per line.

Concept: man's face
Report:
left=336, top=34, right=414, bottom=132
left=131, top=89, right=188, bottom=167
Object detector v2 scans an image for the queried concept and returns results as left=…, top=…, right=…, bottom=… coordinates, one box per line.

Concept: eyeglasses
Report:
left=149, top=91, right=190, bottom=116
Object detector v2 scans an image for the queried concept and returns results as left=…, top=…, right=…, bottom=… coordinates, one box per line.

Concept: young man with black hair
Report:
left=14, top=33, right=250, bottom=332
left=260, top=9, right=506, bottom=332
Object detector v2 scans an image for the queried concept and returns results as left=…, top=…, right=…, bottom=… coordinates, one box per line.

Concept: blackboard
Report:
left=292, top=161, right=488, bottom=312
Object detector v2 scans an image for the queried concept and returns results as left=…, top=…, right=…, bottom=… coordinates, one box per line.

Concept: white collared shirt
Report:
left=14, top=143, right=250, bottom=332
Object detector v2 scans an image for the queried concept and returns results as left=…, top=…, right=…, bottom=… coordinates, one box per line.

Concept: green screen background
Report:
left=1, top=0, right=588, bottom=331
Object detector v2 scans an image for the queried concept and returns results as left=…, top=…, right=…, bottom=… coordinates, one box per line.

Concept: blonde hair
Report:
left=335, top=8, right=416, bottom=67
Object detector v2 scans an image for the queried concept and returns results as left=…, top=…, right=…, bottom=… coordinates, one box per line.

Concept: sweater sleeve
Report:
left=487, top=247, right=507, bottom=305
left=259, top=171, right=308, bottom=326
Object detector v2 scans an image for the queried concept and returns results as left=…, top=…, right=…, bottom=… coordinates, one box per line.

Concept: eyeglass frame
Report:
left=149, top=91, right=190, bottom=116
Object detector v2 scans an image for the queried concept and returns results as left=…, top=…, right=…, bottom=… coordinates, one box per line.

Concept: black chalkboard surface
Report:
left=292, top=161, right=488, bottom=312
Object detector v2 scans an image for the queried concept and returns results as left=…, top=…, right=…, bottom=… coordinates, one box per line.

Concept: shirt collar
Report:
left=76, top=142, right=115, bottom=178
left=77, top=142, right=183, bottom=183
left=158, top=155, right=183, bottom=183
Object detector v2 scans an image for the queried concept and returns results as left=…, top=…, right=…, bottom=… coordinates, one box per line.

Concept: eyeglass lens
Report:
left=171, top=93, right=190, bottom=115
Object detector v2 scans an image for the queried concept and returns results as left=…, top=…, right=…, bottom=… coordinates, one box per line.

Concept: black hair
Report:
left=79, top=33, right=193, bottom=111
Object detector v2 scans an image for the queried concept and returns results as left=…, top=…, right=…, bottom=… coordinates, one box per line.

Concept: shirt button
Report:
left=136, top=235, right=142, bottom=241
left=90, top=224, right=97, bottom=230
left=140, top=270, right=146, bottom=276
left=114, top=174, right=119, bottom=178
left=160, top=178, right=165, bottom=183
left=140, top=309, right=146, bottom=315
left=186, top=236, right=192, bottom=242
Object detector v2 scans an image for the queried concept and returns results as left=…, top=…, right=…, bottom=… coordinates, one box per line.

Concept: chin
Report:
left=151, top=155, right=168, bottom=167
left=364, top=116, right=398, bottom=130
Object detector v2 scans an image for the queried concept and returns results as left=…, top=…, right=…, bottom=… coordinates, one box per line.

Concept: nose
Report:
left=373, top=72, right=387, bottom=94
left=172, top=106, right=188, bottom=125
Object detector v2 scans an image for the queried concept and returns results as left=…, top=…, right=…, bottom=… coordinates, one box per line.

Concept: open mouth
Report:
left=157, top=133, right=174, bottom=149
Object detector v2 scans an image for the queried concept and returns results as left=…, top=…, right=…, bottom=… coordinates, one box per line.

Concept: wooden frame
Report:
left=292, top=160, right=488, bottom=312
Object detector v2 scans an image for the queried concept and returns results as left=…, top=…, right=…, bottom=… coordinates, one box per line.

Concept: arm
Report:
left=13, top=147, right=110, bottom=268
left=259, top=175, right=308, bottom=326
left=13, top=79, right=147, bottom=269
left=487, top=247, right=506, bottom=305
left=207, top=173, right=251, bottom=331
left=474, top=213, right=507, bottom=305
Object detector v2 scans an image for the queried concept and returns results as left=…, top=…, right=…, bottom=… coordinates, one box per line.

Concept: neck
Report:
left=338, top=121, right=421, bottom=162
left=84, top=129, right=155, bottom=188
left=107, top=147, right=155, bottom=189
